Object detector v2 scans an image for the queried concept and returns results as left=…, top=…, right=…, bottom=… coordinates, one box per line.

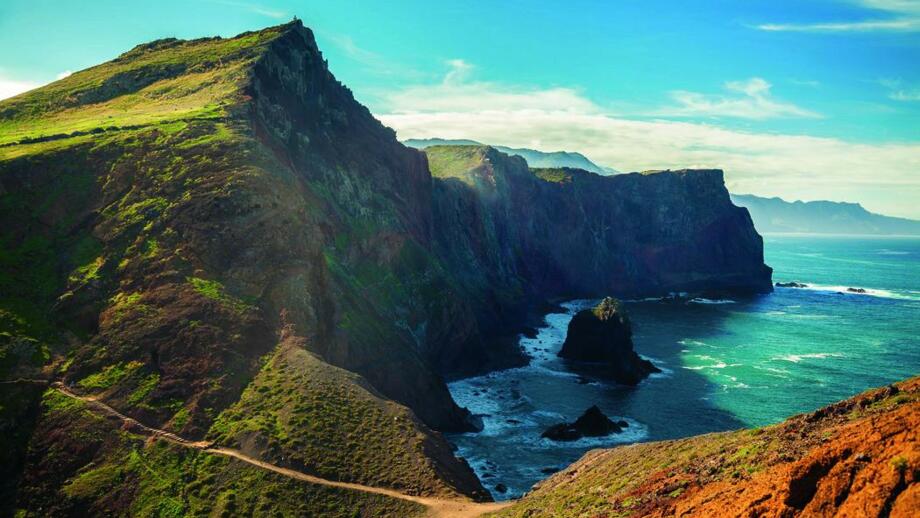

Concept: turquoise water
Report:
left=448, top=235, right=920, bottom=499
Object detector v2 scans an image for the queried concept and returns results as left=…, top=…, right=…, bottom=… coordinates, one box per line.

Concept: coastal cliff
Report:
left=1, top=21, right=770, bottom=516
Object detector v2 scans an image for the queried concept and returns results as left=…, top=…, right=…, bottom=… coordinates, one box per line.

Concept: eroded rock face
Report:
left=558, top=298, right=660, bottom=385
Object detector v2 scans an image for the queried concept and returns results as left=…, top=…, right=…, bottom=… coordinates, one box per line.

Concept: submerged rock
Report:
left=558, top=297, right=659, bottom=385
left=541, top=405, right=622, bottom=441
left=847, top=287, right=867, bottom=293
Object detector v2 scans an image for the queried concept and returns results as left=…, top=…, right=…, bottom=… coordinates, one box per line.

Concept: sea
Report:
left=447, top=234, right=920, bottom=499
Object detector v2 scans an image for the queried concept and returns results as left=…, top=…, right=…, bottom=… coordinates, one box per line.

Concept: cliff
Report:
left=498, top=377, right=920, bottom=517
left=1, top=20, right=770, bottom=516
left=428, top=148, right=772, bottom=303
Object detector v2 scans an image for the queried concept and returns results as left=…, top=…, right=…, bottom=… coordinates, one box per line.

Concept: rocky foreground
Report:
left=496, top=377, right=920, bottom=517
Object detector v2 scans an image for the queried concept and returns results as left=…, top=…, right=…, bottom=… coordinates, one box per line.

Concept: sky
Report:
left=1, top=0, right=918, bottom=217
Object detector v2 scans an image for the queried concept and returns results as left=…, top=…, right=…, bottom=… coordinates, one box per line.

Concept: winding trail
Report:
left=48, top=382, right=512, bottom=518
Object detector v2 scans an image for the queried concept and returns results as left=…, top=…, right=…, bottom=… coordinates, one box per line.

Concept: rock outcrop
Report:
left=558, top=298, right=659, bottom=385
left=541, top=405, right=626, bottom=441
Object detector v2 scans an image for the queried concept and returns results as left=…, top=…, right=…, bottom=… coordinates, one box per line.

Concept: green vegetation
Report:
left=78, top=361, right=144, bottom=391
left=0, top=23, right=288, bottom=146
left=208, top=343, right=462, bottom=498
left=532, top=167, right=575, bottom=183
left=187, top=277, right=254, bottom=313
left=424, top=145, right=491, bottom=183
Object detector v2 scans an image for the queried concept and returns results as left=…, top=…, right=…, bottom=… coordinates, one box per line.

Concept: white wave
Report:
left=876, top=249, right=909, bottom=256
left=773, top=352, right=844, bottom=363
left=689, top=298, right=736, bottom=305
left=778, top=282, right=919, bottom=301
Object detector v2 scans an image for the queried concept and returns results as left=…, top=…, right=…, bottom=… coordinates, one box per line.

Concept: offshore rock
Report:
left=558, top=298, right=659, bottom=385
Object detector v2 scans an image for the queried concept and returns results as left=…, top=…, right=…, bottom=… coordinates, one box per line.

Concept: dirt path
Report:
left=50, top=383, right=512, bottom=517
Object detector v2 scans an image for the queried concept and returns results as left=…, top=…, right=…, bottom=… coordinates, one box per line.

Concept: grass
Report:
left=187, top=277, right=254, bottom=314
left=21, top=385, right=426, bottom=518
left=531, top=167, right=576, bottom=183
left=207, top=342, right=464, bottom=498
left=424, top=145, right=491, bottom=183
left=0, top=23, right=289, bottom=146
left=78, top=361, right=144, bottom=391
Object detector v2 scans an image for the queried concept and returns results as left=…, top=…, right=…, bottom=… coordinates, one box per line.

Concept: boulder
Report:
left=558, top=297, right=659, bottom=385
left=541, top=405, right=623, bottom=441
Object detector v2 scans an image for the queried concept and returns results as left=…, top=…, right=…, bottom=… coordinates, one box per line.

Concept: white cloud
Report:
left=753, top=0, right=920, bottom=32
left=384, top=59, right=597, bottom=115
left=879, top=78, right=920, bottom=101
left=375, top=68, right=920, bottom=218
left=56, top=70, right=73, bottom=80
left=656, top=78, right=820, bottom=119
left=0, top=75, right=40, bottom=101
left=755, top=19, right=919, bottom=32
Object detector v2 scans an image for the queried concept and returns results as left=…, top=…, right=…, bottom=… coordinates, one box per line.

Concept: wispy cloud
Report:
left=655, top=78, right=820, bottom=119
left=0, top=74, right=40, bottom=101
left=384, top=59, right=597, bottom=114
left=789, top=78, right=822, bottom=88
left=56, top=71, right=73, bottom=80
left=879, top=78, right=920, bottom=100
left=376, top=64, right=920, bottom=217
left=204, top=0, right=287, bottom=19
left=753, top=0, right=920, bottom=33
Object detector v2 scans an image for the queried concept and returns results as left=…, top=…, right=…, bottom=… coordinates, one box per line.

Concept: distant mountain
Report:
left=731, top=194, right=920, bottom=235
left=403, top=138, right=618, bottom=174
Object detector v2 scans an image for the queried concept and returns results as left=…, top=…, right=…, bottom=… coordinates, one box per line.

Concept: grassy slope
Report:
left=0, top=27, right=283, bottom=145
left=207, top=333, right=469, bottom=499
left=494, top=377, right=920, bottom=517
left=425, top=145, right=491, bottom=184
left=1, top=21, right=478, bottom=515
left=14, top=389, right=424, bottom=518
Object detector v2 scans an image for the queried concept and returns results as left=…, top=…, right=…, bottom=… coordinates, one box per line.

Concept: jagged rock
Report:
left=558, top=298, right=660, bottom=385
left=847, top=287, right=867, bottom=293
left=541, top=405, right=623, bottom=441
left=776, top=281, right=808, bottom=288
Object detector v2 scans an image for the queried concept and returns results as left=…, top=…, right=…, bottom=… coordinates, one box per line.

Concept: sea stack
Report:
left=541, top=405, right=627, bottom=441
left=558, top=297, right=659, bottom=385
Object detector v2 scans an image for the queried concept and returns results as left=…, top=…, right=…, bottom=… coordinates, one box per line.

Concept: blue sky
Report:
left=1, top=1, right=918, bottom=216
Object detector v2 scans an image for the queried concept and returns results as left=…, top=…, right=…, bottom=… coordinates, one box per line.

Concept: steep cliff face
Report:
left=427, top=147, right=772, bottom=304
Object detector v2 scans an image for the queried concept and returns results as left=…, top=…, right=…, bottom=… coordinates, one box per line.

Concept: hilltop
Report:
left=2, top=21, right=770, bottom=516
left=404, top=137, right=618, bottom=174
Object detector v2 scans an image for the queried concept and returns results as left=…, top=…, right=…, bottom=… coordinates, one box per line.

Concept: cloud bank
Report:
left=376, top=64, right=920, bottom=218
